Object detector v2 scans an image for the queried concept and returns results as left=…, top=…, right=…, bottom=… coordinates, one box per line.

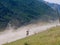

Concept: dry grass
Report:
left=4, top=26, right=60, bottom=45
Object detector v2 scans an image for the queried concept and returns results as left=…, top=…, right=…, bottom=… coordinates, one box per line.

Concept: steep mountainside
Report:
left=46, top=2, right=60, bottom=23
left=47, top=3, right=60, bottom=11
left=46, top=2, right=60, bottom=16
left=0, top=0, right=57, bottom=31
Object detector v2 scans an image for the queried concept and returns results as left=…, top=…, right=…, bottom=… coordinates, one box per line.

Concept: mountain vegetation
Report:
left=0, top=0, right=58, bottom=31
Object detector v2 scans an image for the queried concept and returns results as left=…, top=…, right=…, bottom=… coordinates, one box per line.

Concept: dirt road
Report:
left=0, top=23, right=59, bottom=45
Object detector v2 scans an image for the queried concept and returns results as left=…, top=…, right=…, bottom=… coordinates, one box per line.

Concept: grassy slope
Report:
left=4, top=26, right=60, bottom=45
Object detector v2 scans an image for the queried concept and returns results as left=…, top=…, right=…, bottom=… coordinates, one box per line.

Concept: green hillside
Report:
left=0, top=0, right=57, bottom=31
left=4, top=26, right=60, bottom=45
